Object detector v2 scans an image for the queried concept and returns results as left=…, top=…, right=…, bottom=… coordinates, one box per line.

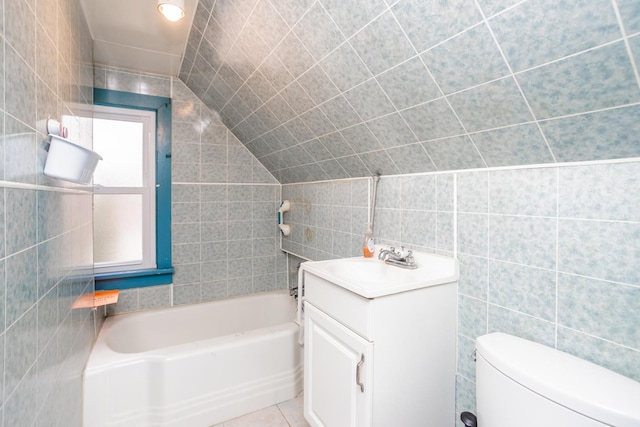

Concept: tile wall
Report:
left=282, top=175, right=454, bottom=260
left=0, top=0, right=96, bottom=425
left=281, top=178, right=368, bottom=260
left=180, top=0, right=640, bottom=182
left=94, top=67, right=288, bottom=314
left=282, top=160, right=640, bottom=426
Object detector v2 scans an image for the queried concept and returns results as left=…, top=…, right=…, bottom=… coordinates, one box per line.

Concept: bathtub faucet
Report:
left=290, top=263, right=301, bottom=300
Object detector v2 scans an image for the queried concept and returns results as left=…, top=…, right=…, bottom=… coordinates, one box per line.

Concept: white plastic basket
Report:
left=44, top=134, right=102, bottom=184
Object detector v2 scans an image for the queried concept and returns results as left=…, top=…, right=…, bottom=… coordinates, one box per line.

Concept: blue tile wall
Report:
left=471, top=123, right=553, bottom=167
left=540, top=105, right=640, bottom=161
left=421, top=23, right=509, bottom=94
left=558, top=162, right=640, bottom=221
left=0, top=0, right=96, bottom=425
left=180, top=0, right=640, bottom=182
left=281, top=179, right=370, bottom=260
left=490, top=0, right=621, bottom=72
left=518, top=41, right=640, bottom=119
left=558, top=219, right=640, bottom=284
left=282, top=160, right=640, bottom=426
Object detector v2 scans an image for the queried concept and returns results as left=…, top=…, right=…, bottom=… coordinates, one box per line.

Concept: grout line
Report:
left=554, top=167, right=560, bottom=348
left=557, top=325, right=640, bottom=354
left=453, top=173, right=458, bottom=258
left=270, top=155, right=640, bottom=184
left=610, top=0, right=640, bottom=91
left=484, top=173, right=490, bottom=334
left=453, top=249, right=640, bottom=290
left=172, top=181, right=280, bottom=186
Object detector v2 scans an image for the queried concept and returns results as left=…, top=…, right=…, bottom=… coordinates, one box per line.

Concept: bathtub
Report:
left=84, top=290, right=303, bottom=427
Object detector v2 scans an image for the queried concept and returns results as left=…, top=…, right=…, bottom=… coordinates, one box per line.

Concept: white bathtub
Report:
left=84, top=290, right=303, bottom=427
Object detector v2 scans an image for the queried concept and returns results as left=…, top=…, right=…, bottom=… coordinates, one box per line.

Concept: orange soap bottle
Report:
left=363, top=227, right=375, bottom=258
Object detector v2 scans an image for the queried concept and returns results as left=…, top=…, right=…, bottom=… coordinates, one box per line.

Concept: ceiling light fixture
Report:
left=157, top=0, right=185, bottom=22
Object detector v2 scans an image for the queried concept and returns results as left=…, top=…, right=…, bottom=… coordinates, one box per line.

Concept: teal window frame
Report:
left=94, top=88, right=173, bottom=290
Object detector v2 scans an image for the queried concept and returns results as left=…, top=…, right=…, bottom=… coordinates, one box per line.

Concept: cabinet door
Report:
left=304, top=302, right=373, bottom=427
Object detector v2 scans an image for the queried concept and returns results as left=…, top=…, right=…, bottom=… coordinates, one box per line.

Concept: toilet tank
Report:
left=475, top=333, right=640, bottom=427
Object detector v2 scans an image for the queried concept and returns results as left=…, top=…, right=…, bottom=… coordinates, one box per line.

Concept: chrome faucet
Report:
left=378, top=246, right=400, bottom=261
left=378, top=247, right=418, bottom=269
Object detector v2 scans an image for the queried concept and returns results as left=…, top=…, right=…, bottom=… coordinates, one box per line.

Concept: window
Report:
left=93, top=106, right=156, bottom=273
left=93, top=89, right=173, bottom=290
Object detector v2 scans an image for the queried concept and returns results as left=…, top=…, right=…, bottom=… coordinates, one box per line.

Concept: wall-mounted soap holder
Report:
left=46, top=117, right=68, bottom=138
left=43, top=134, right=102, bottom=184
left=37, top=116, right=69, bottom=138
left=72, top=290, right=119, bottom=308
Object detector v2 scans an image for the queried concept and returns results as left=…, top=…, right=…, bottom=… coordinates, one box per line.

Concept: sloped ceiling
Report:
left=81, top=0, right=198, bottom=76
left=180, top=0, right=640, bottom=184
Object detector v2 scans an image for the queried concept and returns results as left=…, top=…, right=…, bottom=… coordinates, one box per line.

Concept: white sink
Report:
left=300, top=248, right=458, bottom=298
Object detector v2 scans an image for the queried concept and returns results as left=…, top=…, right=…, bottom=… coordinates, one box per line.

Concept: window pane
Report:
left=94, top=194, right=143, bottom=265
left=93, top=118, right=144, bottom=187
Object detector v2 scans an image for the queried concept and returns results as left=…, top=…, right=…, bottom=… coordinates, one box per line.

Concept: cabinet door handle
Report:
left=356, top=354, right=365, bottom=392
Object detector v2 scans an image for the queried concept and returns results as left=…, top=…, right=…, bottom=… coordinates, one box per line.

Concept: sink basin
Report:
left=326, top=258, right=423, bottom=284
left=300, top=248, right=458, bottom=298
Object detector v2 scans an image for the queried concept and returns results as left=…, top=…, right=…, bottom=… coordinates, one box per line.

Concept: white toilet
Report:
left=475, top=333, right=640, bottom=426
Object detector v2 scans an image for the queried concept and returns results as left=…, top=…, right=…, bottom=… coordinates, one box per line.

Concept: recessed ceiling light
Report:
left=157, top=0, right=185, bottom=22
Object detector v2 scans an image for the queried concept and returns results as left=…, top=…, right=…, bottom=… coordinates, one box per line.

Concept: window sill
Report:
left=95, top=267, right=174, bottom=290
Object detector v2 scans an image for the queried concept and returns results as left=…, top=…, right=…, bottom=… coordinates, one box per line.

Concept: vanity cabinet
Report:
left=301, top=253, right=458, bottom=427
left=305, top=303, right=373, bottom=427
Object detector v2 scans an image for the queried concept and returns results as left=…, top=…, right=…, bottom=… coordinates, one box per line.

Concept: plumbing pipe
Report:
left=296, top=265, right=305, bottom=346
left=368, top=173, right=381, bottom=232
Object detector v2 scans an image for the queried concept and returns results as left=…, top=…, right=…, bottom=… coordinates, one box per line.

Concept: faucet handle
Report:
left=405, top=250, right=415, bottom=264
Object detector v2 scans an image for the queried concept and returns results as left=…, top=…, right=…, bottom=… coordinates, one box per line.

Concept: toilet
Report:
left=475, top=333, right=640, bottom=426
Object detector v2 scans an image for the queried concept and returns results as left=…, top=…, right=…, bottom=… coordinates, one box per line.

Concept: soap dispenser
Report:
left=363, top=226, right=375, bottom=258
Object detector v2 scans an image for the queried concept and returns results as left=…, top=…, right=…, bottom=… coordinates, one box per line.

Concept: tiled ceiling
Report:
left=180, top=0, right=640, bottom=184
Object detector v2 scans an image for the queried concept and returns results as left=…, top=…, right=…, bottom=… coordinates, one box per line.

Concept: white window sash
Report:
left=91, top=105, right=157, bottom=274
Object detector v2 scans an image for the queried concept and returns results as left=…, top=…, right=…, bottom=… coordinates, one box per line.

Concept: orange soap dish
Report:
left=73, top=290, right=119, bottom=308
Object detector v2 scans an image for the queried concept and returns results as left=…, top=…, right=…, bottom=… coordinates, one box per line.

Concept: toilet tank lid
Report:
left=476, top=333, right=640, bottom=427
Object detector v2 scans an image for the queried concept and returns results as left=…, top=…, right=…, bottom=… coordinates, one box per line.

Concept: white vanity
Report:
left=300, top=250, right=458, bottom=427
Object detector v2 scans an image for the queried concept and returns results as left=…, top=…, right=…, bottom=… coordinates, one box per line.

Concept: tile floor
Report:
left=212, top=393, right=310, bottom=427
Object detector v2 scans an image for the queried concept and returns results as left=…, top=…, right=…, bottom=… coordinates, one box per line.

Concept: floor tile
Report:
left=278, top=394, right=309, bottom=427
left=221, top=405, right=290, bottom=427
left=211, top=393, right=309, bottom=427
